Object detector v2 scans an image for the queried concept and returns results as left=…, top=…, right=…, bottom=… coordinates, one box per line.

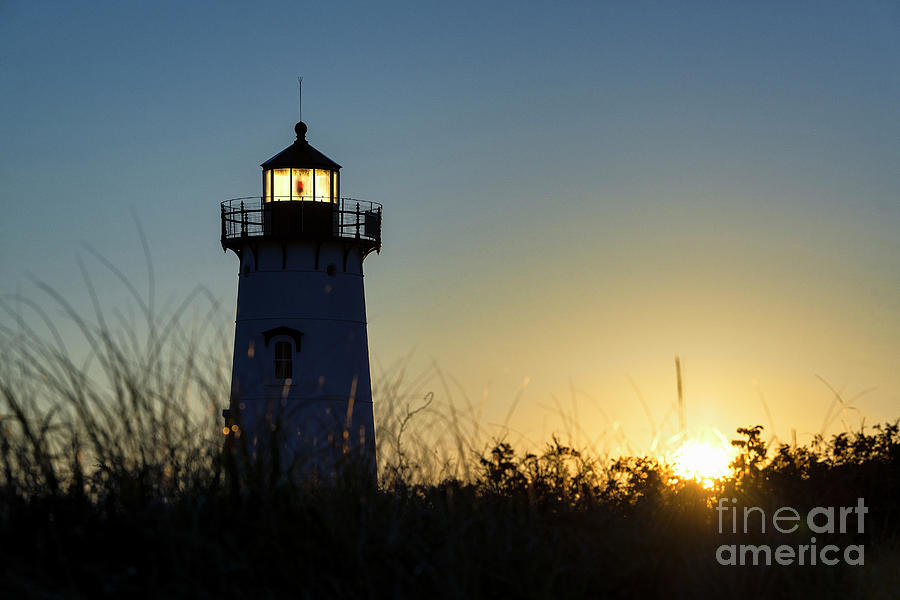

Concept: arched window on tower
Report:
left=274, top=341, right=293, bottom=380
left=262, top=326, right=303, bottom=383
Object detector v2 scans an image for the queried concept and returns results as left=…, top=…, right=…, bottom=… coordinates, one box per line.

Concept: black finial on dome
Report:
left=294, top=121, right=308, bottom=143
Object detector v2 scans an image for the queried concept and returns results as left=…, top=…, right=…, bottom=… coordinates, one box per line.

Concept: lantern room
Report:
left=260, top=121, right=341, bottom=203
left=220, top=119, right=381, bottom=252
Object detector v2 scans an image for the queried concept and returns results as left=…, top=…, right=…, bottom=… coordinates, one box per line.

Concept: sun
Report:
left=671, top=439, right=734, bottom=489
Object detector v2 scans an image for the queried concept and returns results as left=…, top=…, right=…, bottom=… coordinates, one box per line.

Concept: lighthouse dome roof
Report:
left=260, top=121, right=342, bottom=170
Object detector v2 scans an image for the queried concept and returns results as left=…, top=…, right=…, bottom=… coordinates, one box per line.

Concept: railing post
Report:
left=221, top=204, right=226, bottom=241
left=240, top=200, right=246, bottom=237
left=355, top=202, right=360, bottom=239
left=331, top=199, right=337, bottom=236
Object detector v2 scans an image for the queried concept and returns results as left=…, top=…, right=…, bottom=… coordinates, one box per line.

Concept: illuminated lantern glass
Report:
left=264, top=168, right=336, bottom=202
left=314, top=169, right=331, bottom=201
left=272, top=168, right=290, bottom=200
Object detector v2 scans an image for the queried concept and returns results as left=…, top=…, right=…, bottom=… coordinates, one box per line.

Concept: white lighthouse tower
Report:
left=220, top=118, right=381, bottom=476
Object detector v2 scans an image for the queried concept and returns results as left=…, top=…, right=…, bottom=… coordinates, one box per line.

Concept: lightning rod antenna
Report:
left=297, top=76, right=303, bottom=122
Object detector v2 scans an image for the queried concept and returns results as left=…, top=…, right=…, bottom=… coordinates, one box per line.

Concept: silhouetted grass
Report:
left=1, top=279, right=898, bottom=599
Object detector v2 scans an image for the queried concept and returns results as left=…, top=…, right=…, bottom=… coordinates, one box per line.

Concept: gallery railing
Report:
left=221, top=196, right=382, bottom=247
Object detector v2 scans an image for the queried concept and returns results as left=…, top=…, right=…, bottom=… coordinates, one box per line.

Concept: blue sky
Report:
left=2, top=0, right=899, bottom=453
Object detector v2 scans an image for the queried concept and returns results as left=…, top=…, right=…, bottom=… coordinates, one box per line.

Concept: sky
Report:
left=1, top=0, right=899, bottom=456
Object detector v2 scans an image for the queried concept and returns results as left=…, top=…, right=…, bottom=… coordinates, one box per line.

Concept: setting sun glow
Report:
left=671, top=440, right=734, bottom=489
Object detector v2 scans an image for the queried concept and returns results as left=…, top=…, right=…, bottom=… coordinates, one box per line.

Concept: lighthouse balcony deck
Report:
left=221, top=197, right=382, bottom=251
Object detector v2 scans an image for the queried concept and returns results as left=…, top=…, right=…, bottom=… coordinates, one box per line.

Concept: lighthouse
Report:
left=220, top=118, right=381, bottom=476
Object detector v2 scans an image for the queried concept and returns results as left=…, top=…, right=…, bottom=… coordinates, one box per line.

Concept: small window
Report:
left=274, top=341, right=293, bottom=380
